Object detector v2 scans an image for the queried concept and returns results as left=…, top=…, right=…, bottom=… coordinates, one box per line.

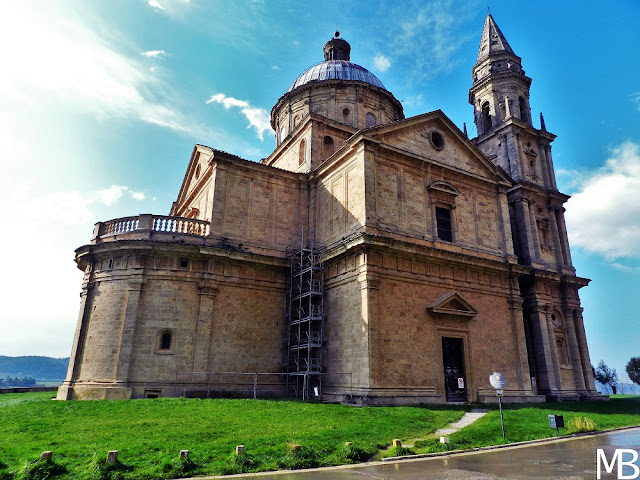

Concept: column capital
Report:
left=357, top=274, right=379, bottom=291
left=198, top=282, right=218, bottom=296
left=127, top=278, right=145, bottom=291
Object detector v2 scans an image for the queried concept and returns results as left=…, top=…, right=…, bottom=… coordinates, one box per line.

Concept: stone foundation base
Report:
left=56, top=383, right=132, bottom=400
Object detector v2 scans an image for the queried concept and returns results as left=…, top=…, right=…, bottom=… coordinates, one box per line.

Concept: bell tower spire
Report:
left=469, top=13, right=532, bottom=137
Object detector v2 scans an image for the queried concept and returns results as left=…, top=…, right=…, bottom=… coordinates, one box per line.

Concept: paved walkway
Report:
left=433, top=409, right=488, bottom=438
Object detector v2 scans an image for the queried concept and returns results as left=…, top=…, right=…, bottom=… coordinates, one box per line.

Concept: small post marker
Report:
left=440, top=436, right=450, bottom=444
left=344, top=442, right=353, bottom=447
left=106, top=450, right=118, bottom=464
left=235, top=445, right=244, bottom=455
left=392, top=439, right=402, bottom=448
left=40, top=451, right=53, bottom=462
left=288, top=444, right=301, bottom=452
left=489, top=372, right=507, bottom=441
left=179, top=450, right=189, bottom=459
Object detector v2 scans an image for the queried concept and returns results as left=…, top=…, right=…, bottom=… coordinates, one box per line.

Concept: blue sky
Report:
left=1, top=1, right=638, bottom=382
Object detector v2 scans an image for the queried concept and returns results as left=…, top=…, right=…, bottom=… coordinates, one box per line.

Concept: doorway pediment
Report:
left=427, top=292, right=478, bottom=318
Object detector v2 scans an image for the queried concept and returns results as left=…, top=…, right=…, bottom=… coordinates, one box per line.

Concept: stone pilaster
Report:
left=545, top=310, right=562, bottom=390
left=548, top=205, right=564, bottom=266
left=192, top=283, right=218, bottom=373
left=56, top=283, right=93, bottom=400
left=557, top=207, right=573, bottom=266
left=508, top=291, right=533, bottom=394
left=527, top=199, right=541, bottom=260
left=114, top=278, right=145, bottom=383
left=562, top=307, right=587, bottom=392
left=572, top=308, right=597, bottom=392
left=356, top=272, right=378, bottom=391
left=529, top=303, right=559, bottom=393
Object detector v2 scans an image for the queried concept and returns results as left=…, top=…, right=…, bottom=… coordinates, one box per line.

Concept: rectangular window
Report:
left=436, top=206, right=453, bottom=242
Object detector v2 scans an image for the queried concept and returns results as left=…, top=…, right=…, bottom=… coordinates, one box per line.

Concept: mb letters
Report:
left=597, top=449, right=640, bottom=479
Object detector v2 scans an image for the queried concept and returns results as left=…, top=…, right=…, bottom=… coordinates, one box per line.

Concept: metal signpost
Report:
left=548, top=414, right=564, bottom=436
left=489, top=372, right=506, bottom=441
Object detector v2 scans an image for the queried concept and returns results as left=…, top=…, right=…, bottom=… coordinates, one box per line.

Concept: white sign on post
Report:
left=457, top=377, right=464, bottom=389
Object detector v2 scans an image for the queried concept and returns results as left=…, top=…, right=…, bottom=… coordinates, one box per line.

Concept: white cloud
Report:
left=97, top=185, right=128, bottom=206
left=390, top=0, right=477, bottom=82
left=0, top=3, right=209, bottom=139
left=0, top=181, right=150, bottom=356
left=271, top=65, right=281, bottom=70
left=147, top=0, right=191, bottom=16
left=401, top=93, right=424, bottom=108
left=565, top=141, right=640, bottom=261
left=206, top=93, right=274, bottom=141
left=148, top=0, right=166, bottom=10
left=96, top=185, right=145, bottom=205
left=373, top=54, right=391, bottom=72
left=631, top=92, right=640, bottom=111
left=142, top=50, right=167, bottom=58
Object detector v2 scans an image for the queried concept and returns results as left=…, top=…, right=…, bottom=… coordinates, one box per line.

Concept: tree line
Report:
left=0, top=376, right=37, bottom=387
left=593, top=357, right=640, bottom=394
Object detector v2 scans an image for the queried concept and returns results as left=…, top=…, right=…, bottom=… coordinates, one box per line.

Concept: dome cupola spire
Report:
left=323, top=31, right=351, bottom=61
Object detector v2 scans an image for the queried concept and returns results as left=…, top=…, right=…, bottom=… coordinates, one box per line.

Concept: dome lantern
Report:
left=323, top=32, right=351, bottom=61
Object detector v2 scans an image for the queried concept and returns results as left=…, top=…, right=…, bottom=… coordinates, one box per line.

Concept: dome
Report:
left=288, top=60, right=386, bottom=93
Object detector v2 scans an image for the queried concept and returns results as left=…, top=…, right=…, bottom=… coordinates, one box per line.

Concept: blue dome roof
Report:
left=288, top=60, right=386, bottom=92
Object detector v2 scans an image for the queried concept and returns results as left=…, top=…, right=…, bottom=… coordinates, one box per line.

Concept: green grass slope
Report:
left=0, top=392, right=464, bottom=479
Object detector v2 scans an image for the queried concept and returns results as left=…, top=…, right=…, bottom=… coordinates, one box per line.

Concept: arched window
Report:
left=518, top=96, right=529, bottom=123
left=323, top=136, right=334, bottom=158
left=298, top=139, right=306, bottom=166
left=365, top=112, right=376, bottom=128
left=157, top=330, right=173, bottom=352
left=481, top=102, right=491, bottom=134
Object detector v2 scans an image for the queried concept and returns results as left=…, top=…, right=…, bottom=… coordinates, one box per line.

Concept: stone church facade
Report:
left=57, top=15, right=601, bottom=404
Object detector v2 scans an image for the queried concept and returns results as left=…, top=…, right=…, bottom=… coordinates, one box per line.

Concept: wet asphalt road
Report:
left=213, top=427, right=640, bottom=479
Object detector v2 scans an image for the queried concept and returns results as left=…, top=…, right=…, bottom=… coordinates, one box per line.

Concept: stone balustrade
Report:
left=92, top=214, right=210, bottom=243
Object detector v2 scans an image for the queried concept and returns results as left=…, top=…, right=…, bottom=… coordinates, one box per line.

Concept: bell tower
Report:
left=470, top=14, right=533, bottom=138
left=469, top=13, right=600, bottom=401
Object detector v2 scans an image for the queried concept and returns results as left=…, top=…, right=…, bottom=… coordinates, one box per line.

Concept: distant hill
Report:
left=0, top=356, right=69, bottom=383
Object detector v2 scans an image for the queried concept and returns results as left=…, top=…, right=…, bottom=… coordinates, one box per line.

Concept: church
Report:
left=57, top=14, right=602, bottom=404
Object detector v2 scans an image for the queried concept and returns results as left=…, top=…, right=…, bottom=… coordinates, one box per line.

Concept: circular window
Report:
left=429, top=131, right=445, bottom=150
left=342, top=108, right=350, bottom=116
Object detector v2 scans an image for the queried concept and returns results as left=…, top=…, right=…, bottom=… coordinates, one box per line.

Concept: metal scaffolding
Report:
left=285, top=239, right=324, bottom=400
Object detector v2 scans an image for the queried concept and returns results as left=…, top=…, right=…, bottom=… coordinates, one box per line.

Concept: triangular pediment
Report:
left=171, top=145, right=215, bottom=218
left=366, top=110, right=511, bottom=184
left=427, top=292, right=478, bottom=318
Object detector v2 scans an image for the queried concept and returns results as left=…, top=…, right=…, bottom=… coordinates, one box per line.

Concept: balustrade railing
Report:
left=97, top=214, right=210, bottom=239
left=102, top=216, right=139, bottom=235
left=152, top=216, right=209, bottom=236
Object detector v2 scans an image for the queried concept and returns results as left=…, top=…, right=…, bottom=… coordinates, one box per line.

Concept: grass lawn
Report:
left=0, top=392, right=464, bottom=479
left=412, top=395, right=640, bottom=454
left=1, top=393, right=638, bottom=479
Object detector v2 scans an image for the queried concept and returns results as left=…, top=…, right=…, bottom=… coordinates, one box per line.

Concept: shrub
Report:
left=0, top=460, right=13, bottom=480
left=85, top=455, right=133, bottom=480
left=220, top=453, right=259, bottom=475
left=276, top=446, right=320, bottom=470
left=17, top=458, right=66, bottom=480
left=341, top=443, right=371, bottom=463
left=567, top=416, right=597, bottom=434
left=382, top=445, right=414, bottom=458
left=161, top=456, right=200, bottom=478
